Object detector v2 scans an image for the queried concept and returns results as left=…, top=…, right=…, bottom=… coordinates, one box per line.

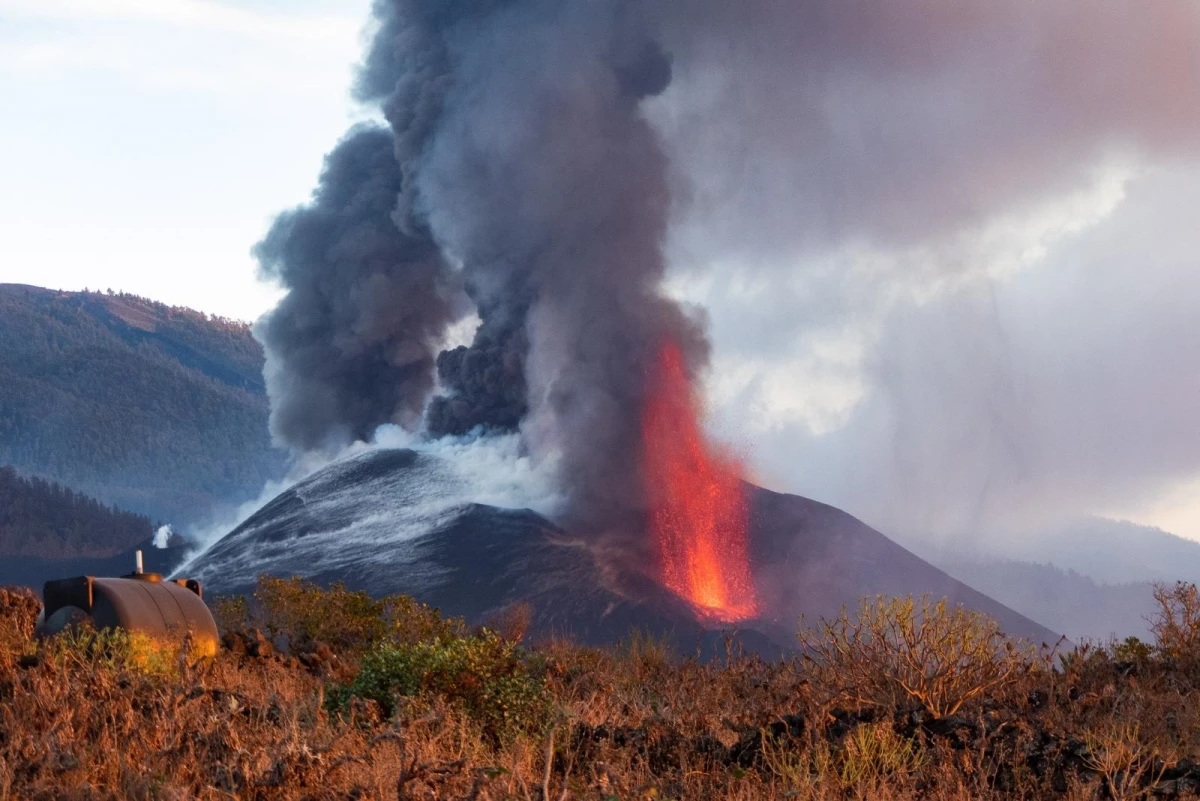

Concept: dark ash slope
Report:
left=186, top=448, right=1058, bottom=650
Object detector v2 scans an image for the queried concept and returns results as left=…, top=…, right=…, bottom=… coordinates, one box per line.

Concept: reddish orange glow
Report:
left=642, top=340, right=758, bottom=622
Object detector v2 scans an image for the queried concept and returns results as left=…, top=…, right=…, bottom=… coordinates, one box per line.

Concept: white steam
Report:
left=152, top=525, right=173, bottom=549
left=371, top=425, right=564, bottom=518
left=173, top=425, right=563, bottom=578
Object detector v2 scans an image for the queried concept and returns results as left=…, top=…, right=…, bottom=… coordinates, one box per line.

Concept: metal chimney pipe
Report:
left=135, top=550, right=144, bottom=575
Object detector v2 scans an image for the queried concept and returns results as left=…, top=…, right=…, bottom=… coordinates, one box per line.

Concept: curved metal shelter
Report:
left=39, top=566, right=219, bottom=658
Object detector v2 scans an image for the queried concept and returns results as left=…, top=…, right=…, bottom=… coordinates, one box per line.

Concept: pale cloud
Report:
left=0, top=0, right=360, bottom=43
left=699, top=163, right=1200, bottom=542
left=645, top=0, right=1199, bottom=545
left=1125, top=475, right=1200, bottom=540
left=682, top=158, right=1137, bottom=449
left=0, top=0, right=368, bottom=95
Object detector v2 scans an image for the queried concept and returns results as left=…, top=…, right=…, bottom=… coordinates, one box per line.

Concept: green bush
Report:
left=42, top=626, right=181, bottom=679
left=256, top=576, right=387, bottom=650
left=329, top=630, right=552, bottom=742
left=1112, top=635, right=1153, bottom=664
left=216, top=576, right=467, bottom=655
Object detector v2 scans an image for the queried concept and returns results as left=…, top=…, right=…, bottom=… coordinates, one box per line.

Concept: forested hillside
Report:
left=0, top=465, right=151, bottom=558
left=0, top=284, right=286, bottom=527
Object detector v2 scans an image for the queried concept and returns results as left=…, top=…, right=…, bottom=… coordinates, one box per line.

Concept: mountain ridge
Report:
left=0, top=283, right=287, bottom=528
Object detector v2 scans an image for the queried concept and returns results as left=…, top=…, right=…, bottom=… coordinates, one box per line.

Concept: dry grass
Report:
left=3, top=578, right=1200, bottom=799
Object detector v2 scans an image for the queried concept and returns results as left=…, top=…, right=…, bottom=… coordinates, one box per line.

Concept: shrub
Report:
left=8, top=580, right=1200, bottom=798
left=255, top=576, right=388, bottom=651
left=838, top=721, right=925, bottom=790
left=1082, top=721, right=1164, bottom=800
left=42, top=626, right=181, bottom=679
left=0, top=587, right=41, bottom=653
left=483, top=601, right=533, bottom=643
left=1149, top=582, right=1200, bottom=666
left=211, top=592, right=251, bottom=633
left=799, top=595, right=1035, bottom=717
left=1113, top=636, right=1153, bottom=664
left=761, top=720, right=924, bottom=794
left=382, top=592, right=468, bottom=645
left=216, top=576, right=467, bottom=655
left=329, top=630, right=552, bottom=742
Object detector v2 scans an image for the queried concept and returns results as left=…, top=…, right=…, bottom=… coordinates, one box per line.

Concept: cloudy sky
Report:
left=2, top=0, right=1197, bottom=543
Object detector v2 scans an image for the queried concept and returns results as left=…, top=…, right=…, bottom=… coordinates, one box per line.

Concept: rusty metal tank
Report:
left=36, top=552, right=219, bottom=659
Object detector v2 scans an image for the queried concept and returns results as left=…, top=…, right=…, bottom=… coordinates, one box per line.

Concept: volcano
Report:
left=182, top=448, right=1058, bottom=651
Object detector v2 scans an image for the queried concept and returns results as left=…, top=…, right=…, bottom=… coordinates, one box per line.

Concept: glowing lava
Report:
left=641, top=340, right=758, bottom=622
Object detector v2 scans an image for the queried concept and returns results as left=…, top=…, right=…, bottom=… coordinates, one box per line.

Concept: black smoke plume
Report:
left=259, top=0, right=707, bottom=540
left=254, top=125, right=461, bottom=452
left=425, top=290, right=529, bottom=438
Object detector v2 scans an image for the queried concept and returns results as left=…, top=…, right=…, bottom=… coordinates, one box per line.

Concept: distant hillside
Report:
left=995, top=518, right=1200, bottom=585
left=893, top=519, right=1200, bottom=642
left=899, top=517, right=1200, bottom=588
left=0, top=284, right=286, bottom=526
left=0, top=464, right=195, bottom=593
left=0, top=465, right=151, bottom=559
left=931, top=556, right=1156, bottom=642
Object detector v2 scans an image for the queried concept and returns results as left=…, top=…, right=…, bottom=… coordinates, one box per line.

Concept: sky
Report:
left=0, top=0, right=372, bottom=318
left=1, top=0, right=1198, bottom=544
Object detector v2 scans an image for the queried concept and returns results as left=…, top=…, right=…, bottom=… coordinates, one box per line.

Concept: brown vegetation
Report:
left=3, top=578, right=1200, bottom=800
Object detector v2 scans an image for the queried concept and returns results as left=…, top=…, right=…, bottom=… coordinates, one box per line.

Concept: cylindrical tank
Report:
left=37, top=571, right=219, bottom=659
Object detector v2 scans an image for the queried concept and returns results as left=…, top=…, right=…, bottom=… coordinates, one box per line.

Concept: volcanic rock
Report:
left=183, top=448, right=1058, bottom=650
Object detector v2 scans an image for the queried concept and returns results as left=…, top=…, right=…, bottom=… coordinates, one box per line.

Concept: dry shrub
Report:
left=762, top=720, right=924, bottom=796
left=799, top=595, right=1036, bottom=717
left=839, top=721, right=925, bottom=788
left=0, top=587, right=40, bottom=652
left=1150, top=581, right=1200, bottom=667
left=484, top=601, right=533, bottom=643
left=1082, top=721, right=1165, bottom=801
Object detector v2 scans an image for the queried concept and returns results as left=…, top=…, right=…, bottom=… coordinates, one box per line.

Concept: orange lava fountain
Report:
left=641, top=340, right=758, bottom=622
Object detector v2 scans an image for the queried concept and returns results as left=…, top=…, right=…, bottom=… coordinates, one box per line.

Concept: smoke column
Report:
left=255, top=125, right=462, bottom=452
left=257, top=0, right=1200, bottom=542
left=259, top=0, right=710, bottom=544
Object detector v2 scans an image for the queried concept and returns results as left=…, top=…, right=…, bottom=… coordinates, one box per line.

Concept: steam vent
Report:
left=37, top=557, right=219, bottom=659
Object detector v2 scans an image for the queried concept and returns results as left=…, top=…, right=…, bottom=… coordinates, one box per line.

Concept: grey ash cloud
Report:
left=256, top=0, right=1200, bottom=541
left=257, top=0, right=705, bottom=539
left=425, top=291, right=529, bottom=438
left=254, top=125, right=461, bottom=452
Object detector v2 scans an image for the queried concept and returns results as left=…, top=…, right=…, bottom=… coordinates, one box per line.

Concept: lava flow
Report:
left=641, top=340, right=758, bottom=622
